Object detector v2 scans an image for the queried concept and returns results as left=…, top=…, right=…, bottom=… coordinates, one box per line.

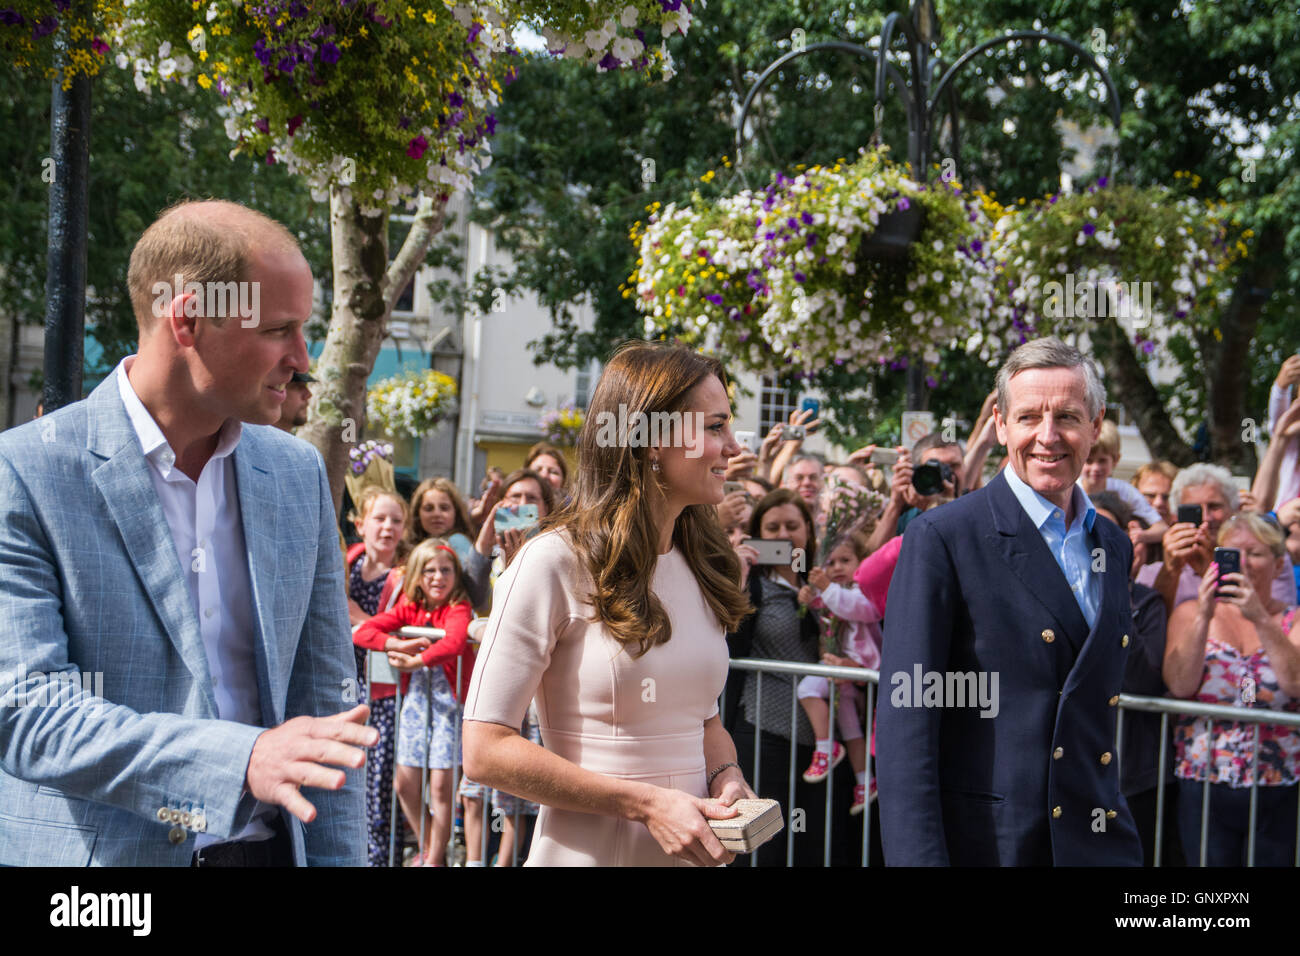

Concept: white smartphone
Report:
left=735, top=430, right=758, bottom=454
left=742, top=538, right=793, bottom=566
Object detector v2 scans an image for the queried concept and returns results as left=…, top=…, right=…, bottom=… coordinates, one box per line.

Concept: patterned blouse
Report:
left=740, top=572, right=820, bottom=746
left=349, top=555, right=392, bottom=685
left=1174, top=606, right=1300, bottom=788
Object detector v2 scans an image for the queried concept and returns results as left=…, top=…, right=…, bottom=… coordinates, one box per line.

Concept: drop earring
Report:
left=651, top=459, right=661, bottom=472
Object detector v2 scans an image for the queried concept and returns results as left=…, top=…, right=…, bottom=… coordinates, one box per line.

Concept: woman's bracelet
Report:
left=707, top=761, right=739, bottom=788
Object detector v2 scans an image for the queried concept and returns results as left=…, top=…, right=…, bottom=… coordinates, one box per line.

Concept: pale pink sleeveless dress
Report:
left=463, top=530, right=730, bottom=866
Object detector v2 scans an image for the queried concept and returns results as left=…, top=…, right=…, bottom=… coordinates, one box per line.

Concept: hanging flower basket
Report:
left=632, top=146, right=997, bottom=378
left=860, top=204, right=925, bottom=259
left=366, top=368, right=458, bottom=439
left=971, top=179, right=1242, bottom=363
left=537, top=403, right=585, bottom=447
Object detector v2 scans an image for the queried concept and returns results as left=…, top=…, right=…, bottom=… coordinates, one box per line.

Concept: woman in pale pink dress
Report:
left=463, top=343, right=759, bottom=866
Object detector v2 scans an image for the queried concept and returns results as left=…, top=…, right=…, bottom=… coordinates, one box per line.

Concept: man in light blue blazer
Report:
left=0, top=200, right=374, bottom=866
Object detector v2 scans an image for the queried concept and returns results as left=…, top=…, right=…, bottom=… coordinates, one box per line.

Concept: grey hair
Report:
left=1170, top=463, right=1240, bottom=513
left=995, top=337, right=1106, bottom=420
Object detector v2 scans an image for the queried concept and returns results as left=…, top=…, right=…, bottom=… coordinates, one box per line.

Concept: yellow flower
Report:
left=197, top=74, right=211, bottom=89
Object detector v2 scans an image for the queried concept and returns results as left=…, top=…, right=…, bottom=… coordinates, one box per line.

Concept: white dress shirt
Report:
left=116, top=357, right=272, bottom=844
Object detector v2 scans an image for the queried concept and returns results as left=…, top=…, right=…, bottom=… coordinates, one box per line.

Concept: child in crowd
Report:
left=1080, top=420, right=1167, bottom=545
left=408, top=477, right=492, bottom=608
left=796, top=532, right=881, bottom=815
left=355, top=538, right=475, bottom=867
left=346, top=486, right=427, bottom=867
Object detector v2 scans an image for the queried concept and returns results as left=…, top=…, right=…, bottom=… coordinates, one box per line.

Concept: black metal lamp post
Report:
left=735, top=0, right=1123, bottom=411
left=42, top=0, right=93, bottom=413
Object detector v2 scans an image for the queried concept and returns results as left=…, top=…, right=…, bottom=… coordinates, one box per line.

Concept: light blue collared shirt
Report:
left=1003, top=465, right=1101, bottom=630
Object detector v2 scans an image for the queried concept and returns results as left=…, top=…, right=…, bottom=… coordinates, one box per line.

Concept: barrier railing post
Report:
left=751, top=671, right=762, bottom=867
left=1154, top=711, right=1169, bottom=868
left=824, top=681, right=835, bottom=868
left=1247, top=721, right=1260, bottom=867
left=787, top=678, right=797, bottom=867
left=863, top=681, right=875, bottom=867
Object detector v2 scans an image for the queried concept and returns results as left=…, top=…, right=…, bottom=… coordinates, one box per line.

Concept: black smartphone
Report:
left=1176, top=504, right=1203, bottom=526
left=1214, top=547, right=1241, bottom=595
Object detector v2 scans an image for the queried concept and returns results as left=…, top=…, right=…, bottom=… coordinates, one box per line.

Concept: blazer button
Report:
left=192, top=813, right=207, bottom=833
left=1041, top=629, right=1056, bottom=643
left=156, top=807, right=170, bottom=822
left=1121, top=633, right=1130, bottom=648
left=1053, top=747, right=1064, bottom=760
left=1106, top=810, right=1118, bottom=820
left=168, top=809, right=182, bottom=824
left=168, top=825, right=186, bottom=845
left=1100, top=752, right=1113, bottom=765
left=1052, top=806, right=1062, bottom=819
left=1109, top=695, right=1120, bottom=706
left=181, top=811, right=192, bottom=827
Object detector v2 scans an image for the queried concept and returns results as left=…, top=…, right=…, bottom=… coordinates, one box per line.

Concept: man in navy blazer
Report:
left=877, top=337, right=1143, bottom=866
left=0, top=200, right=374, bottom=865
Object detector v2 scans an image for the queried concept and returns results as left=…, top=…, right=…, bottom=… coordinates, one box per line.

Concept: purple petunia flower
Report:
left=321, top=41, right=340, bottom=64
left=406, top=135, right=429, bottom=159
left=1097, top=176, right=1108, bottom=188
left=801, top=211, right=814, bottom=224
left=925, top=376, right=938, bottom=389
left=0, top=11, right=24, bottom=26
left=1083, top=223, right=1096, bottom=236
left=598, top=51, right=620, bottom=69
left=793, top=272, right=806, bottom=283
left=254, top=117, right=270, bottom=134
left=1141, top=340, right=1155, bottom=354
left=287, top=115, right=304, bottom=137
left=897, top=197, right=911, bottom=210
left=32, top=16, right=57, bottom=39
left=787, top=217, right=799, bottom=230
left=278, top=55, right=296, bottom=73
left=447, top=91, right=463, bottom=108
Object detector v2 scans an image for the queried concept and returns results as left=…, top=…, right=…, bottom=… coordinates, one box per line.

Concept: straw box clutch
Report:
left=708, top=799, right=783, bottom=853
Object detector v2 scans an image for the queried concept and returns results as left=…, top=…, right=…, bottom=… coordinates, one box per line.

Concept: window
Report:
left=759, top=374, right=796, bottom=438
left=575, top=359, right=600, bottom=411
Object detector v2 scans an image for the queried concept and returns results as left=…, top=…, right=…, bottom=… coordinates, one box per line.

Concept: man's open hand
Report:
left=246, top=704, right=377, bottom=824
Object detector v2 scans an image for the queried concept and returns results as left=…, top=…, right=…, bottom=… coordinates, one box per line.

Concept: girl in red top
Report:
left=355, top=538, right=475, bottom=867
left=347, top=487, right=427, bottom=867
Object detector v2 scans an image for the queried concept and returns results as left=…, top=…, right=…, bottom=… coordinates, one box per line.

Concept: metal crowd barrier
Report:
left=366, top=637, right=1300, bottom=868
left=726, top=657, right=1300, bottom=867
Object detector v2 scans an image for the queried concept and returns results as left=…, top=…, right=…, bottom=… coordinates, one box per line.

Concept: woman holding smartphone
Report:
left=462, top=342, right=758, bottom=866
left=1164, top=512, right=1300, bottom=865
left=727, top=489, right=860, bottom=866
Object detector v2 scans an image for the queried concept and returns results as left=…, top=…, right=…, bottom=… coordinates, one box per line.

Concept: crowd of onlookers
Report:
left=341, top=441, right=568, bottom=866
left=342, top=356, right=1300, bottom=867
left=718, top=356, right=1300, bottom=867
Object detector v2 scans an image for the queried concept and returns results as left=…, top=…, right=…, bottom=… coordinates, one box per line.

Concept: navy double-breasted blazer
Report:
left=876, top=470, right=1143, bottom=866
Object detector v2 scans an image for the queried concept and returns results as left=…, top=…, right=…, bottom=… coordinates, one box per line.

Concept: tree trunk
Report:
left=1091, top=315, right=1195, bottom=466
left=1205, top=224, right=1283, bottom=472
left=298, top=190, right=448, bottom=514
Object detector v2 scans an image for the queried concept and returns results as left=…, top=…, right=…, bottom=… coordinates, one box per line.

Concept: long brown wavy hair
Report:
left=542, top=342, right=751, bottom=657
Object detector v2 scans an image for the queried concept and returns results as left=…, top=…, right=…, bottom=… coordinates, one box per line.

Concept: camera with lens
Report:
left=912, top=459, right=955, bottom=497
